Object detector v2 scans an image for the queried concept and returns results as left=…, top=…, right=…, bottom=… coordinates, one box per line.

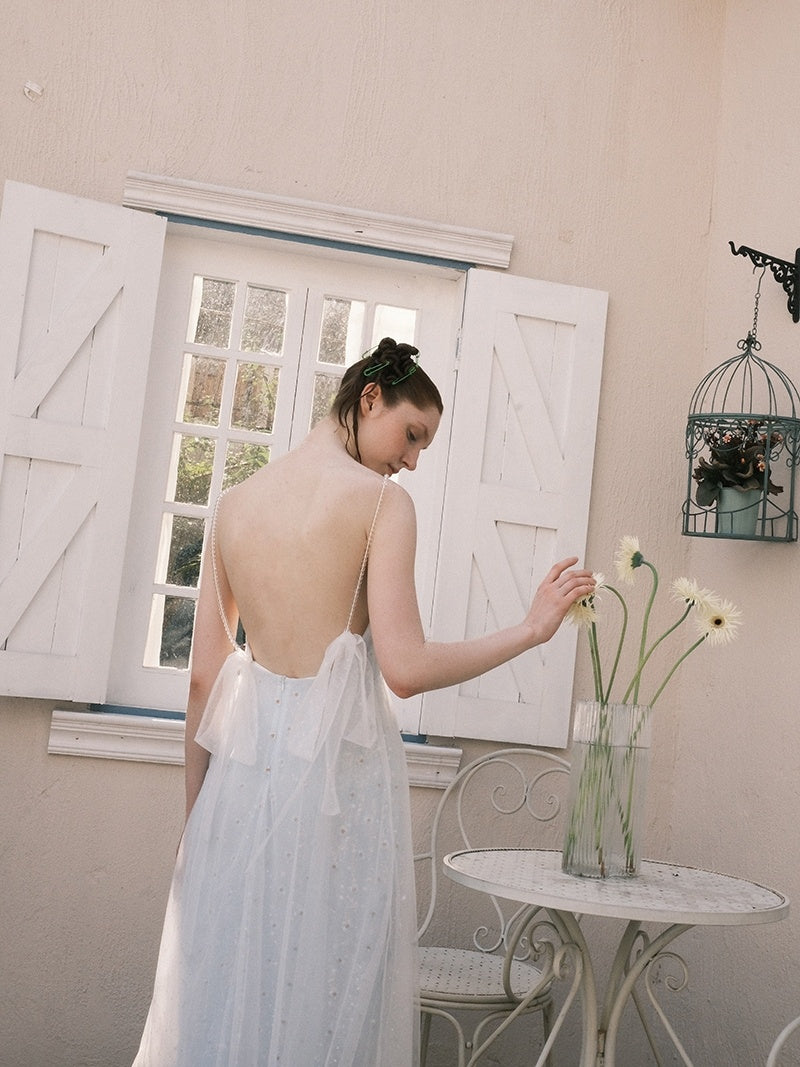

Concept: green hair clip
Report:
left=362, top=346, right=419, bottom=385
left=362, top=359, right=391, bottom=379
left=388, top=358, right=419, bottom=385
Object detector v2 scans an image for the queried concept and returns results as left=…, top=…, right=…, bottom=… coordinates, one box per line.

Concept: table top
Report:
left=444, top=849, right=789, bottom=926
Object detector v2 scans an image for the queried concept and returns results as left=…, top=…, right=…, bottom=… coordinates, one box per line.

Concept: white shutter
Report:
left=418, top=268, right=607, bottom=747
left=0, top=182, right=165, bottom=701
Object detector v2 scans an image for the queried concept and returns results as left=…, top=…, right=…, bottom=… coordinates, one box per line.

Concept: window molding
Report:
left=48, top=709, right=462, bottom=789
left=123, top=172, right=513, bottom=269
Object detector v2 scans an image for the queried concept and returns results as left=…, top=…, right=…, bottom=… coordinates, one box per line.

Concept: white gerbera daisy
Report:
left=614, top=536, right=644, bottom=585
left=566, top=598, right=596, bottom=627
left=696, top=598, right=742, bottom=646
left=565, top=572, right=604, bottom=627
left=671, top=577, right=716, bottom=614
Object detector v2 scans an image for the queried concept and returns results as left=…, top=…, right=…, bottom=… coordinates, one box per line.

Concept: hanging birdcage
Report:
left=682, top=328, right=800, bottom=541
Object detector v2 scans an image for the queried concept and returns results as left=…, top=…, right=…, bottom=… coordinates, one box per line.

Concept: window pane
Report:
left=187, top=276, right=235, bottom=348
left=232, top=362, right=280, bottom=433
left=241, top=285, right=287, bottom=354
left=179, top=353, right=225, bottom=425
left=372, top=304, right=417, bottom=346
left=311, top=372, right=341, bottom=428
left=144, top=594, right=196, bottom=669
left=318, top=297, right=366, bottom=365
left=223, top=441, right=271, bottom=489
left=170, top=434, right=216, bottom=505
left=162, top=514, right=205, bottom=588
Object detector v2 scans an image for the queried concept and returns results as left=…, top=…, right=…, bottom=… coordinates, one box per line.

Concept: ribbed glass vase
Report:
left=562, top=701, right=651, bottom=879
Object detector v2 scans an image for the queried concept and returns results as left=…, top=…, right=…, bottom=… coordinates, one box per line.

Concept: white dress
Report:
left=133, top=484, right=419, bottom=1066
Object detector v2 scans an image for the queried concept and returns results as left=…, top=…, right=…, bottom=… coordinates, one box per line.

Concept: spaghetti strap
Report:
left=211, top=491, right=241, bottom=651
left=346, top=475, right=389, bottom=633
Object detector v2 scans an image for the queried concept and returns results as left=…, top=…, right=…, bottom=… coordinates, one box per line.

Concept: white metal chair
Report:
left=415, top=746, right=571, bottom=1067
left=767, top=1015, right=800, bottom=1066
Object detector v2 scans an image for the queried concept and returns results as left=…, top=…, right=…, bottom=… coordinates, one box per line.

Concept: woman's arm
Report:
left=183, top=535, right=239, bottom=821
left=367, top=484, right=594, bottom=699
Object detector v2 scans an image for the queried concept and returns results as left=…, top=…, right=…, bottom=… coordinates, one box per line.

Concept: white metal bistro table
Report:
left=443, top=848, right=789, bottom=1067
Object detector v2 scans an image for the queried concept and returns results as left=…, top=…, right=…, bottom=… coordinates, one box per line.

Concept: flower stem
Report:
left=588, top=622, right=604, bottom=703
left=649, top=636, right=707, bottom=707
left=602, top=584, right=629, bottom=704
left=633, top=561, right=659, bottom=705
left=622, top=605, right=691, bottom=704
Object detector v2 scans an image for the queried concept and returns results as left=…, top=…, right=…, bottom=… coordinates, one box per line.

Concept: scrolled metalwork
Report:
left=642, top=951, right=692, bottom=1065
left=468, top=920, right=584, bottom=1067
left=416, top=747, right=572, bottom=1066
left=623, top=929, right=693, bottom=1066
left=729, top=241, right=800, bottom=322
left=525, top=766, right=568, bottom=823
left=472, top=920, right=504, bottom=955
left=684, top=418, right=706, bottom=461
left=782, top=424, right=800, bottom=470
left=449, top=753, right=569, bottom=954
left=504, top=910, right=559, bottom=971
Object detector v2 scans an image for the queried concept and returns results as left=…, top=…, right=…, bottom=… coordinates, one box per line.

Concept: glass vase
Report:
left=561, top=701, right=651, bottom=878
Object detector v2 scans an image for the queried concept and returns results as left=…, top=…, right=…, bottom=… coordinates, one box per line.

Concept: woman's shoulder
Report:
left=219, top=454, right=412, bottom=528
left=325, top=468, right=414, bottom=532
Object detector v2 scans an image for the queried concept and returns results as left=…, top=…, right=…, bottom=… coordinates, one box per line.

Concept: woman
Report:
left=133, top=338, right=594, bottom=1067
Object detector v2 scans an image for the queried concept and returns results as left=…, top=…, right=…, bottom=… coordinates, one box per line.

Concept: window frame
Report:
left=106, top=223, right=466, bottom=711
left=1, top=173, right=604, bottom=762
left=122, top=172, right=514, bottom=270
left=37, top=173, right=514, bottom=780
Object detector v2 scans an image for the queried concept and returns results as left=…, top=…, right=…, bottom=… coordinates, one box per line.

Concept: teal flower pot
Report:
left=715, top=487, right=761, bottom=537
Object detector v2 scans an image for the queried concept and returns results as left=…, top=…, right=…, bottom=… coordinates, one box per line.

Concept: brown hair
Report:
left=331, top=337, right=443, bottom=462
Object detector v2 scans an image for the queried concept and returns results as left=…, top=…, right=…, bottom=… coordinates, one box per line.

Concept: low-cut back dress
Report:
left=132, top=479, right=419, bottom=1066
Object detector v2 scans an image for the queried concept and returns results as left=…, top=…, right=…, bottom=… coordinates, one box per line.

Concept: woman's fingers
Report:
left=548, top=559, right=595, bottom=600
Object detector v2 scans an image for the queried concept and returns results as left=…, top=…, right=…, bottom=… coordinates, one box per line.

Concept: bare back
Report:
left=214, top=434, right=388, bottom=678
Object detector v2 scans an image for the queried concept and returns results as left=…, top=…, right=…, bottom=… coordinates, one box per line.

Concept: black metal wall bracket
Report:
left=730, top=241, right=800, bottom=322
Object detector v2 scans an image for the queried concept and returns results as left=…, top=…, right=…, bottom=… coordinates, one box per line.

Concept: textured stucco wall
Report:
left=3, top=1, right=797, bottom=1064
left=654, top=2, right=800, bottom=1061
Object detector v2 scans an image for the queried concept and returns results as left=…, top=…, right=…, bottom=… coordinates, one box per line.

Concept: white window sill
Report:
left=48, top=710, right=462, bottom=789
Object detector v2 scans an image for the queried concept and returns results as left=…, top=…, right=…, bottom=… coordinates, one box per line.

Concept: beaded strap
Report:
left=346, top=475, right=389, bottom=633
left=211, top=475, right=388, bottom=647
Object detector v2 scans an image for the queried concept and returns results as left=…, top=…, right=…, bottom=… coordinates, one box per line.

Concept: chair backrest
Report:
left=767, top=1015, right=800, bottom=1067
left=415, top=746, right=570, bottom=952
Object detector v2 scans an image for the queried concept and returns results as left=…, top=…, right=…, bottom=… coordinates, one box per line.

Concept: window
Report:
left=0, top=178, right=606, bottom=752
left=106, top=227, right=463, bottom=712
left=144, top=276, right=422, bottom=673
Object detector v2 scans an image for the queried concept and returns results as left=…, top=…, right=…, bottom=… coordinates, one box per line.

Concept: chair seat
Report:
left=419, top=945, right=552, bottom=1008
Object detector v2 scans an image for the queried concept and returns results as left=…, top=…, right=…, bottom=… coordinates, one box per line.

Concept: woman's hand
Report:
left=524, top=557, right=595, bottom=647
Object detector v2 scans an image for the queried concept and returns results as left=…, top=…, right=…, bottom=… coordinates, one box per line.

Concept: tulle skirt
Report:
left=132, top=633, right=419, bottom=1066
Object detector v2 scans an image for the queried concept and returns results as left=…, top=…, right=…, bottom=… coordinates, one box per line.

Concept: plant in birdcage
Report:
left=692, top=419, right=784, bottom=507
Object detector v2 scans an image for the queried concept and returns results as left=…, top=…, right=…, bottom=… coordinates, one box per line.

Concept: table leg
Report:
left=602, top=922, right=694, bottom=1066
left=543, top=913, right=696, bottom=1067
left=545, top=909, right=602, bottom=1067
left=485, top=909, right=695, bottom=1067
